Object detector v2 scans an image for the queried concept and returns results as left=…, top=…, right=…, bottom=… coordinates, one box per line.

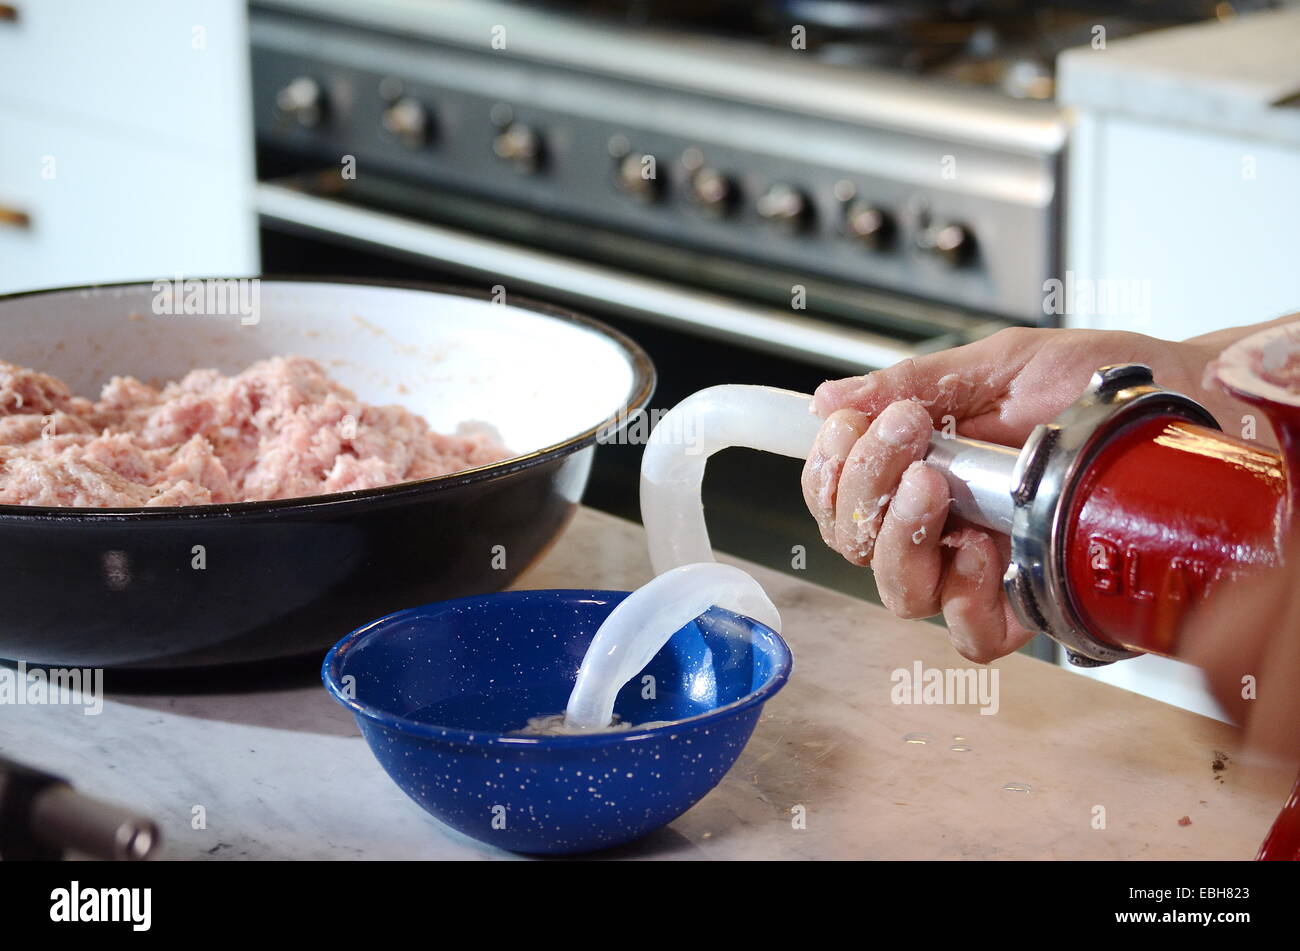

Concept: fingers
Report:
left=872, top=461, right=950, bottom=619
left=811, top=328, right=1034, bottom=423
left=832, top=400, right=934, bottom=565
left=801, top=408, right=870, bottom=547
left=1182, top=566, right=1284, bottom=730
left=939, top=529, right=1036, bottom=663
left=803, top=400, right=1031, bottom=665
left=1246, top=615, right=1300, bottom=763
left=812, top=357, right=971, bottom=421
left=1180, top=568, right=1280, bottom=727
left=1182, top=560, right=1300, bottom=763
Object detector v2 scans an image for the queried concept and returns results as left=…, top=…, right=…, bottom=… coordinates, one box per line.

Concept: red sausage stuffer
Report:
left=971, top=363, right=1285, bottom=665
left=942, top=340, right=1299, bottom=859
left=643, top=326, right=1300, bottom=859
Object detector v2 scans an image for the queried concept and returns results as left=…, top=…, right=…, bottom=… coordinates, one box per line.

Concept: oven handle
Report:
left=256, top=182, right=923, bottom=374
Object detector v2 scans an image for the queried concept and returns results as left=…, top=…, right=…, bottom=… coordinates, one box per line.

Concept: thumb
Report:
left=812, top=331, right=1030, bottom=422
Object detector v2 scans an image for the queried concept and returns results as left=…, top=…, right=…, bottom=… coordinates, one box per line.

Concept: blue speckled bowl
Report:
left=321, top=589, right=792, bottom=854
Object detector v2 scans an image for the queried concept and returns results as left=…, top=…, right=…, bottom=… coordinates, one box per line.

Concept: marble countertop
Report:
left=1, top=507, right=1289, bottom=859
left=1057, top=8, right=1300, bottom=147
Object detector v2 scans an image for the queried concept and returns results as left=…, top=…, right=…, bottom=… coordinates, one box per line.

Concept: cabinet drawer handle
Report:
left=0, top=205, right=31, bottom=229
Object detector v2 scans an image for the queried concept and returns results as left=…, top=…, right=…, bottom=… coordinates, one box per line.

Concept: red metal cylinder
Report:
left=1059, top=413, right=1297, bottom=860
left=1063, top=416, right=1285, bottom=657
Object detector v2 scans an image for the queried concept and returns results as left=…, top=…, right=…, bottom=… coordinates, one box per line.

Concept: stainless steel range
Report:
left=251, top=0, right=1085, bottom=363
left=247, top=0, right=1241, bottom=614
left=250, top=0, right=1261, bottom=366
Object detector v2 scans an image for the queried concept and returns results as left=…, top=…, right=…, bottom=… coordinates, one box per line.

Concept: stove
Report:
left=250, top=1, right=1263, bottom=361
left=522, top=0, right=1245, bottom=98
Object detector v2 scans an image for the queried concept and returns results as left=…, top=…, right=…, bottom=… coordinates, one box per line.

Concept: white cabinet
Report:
left=1064, top=113, right=1300, bottom=340
left=0, top=0, right=257, bottom=293
left=1060, top=9, right=1300, bottom=341
left=0, top=111, right=257, bottom=291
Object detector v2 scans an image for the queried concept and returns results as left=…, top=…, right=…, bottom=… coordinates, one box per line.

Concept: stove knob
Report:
left=689, top=167, right=734, bottom=216
left=493, top=122, right=542, bottom=172
left=844, top=200, right=893, bottom=250
left=275, top=77, right=326, bottom=129
left=382, top=96, right=430, bottom=149
left=756, top=184, right=810, bottom=230
left=615, top=153, right=663, bottom=202
left=919, top=222, right=975, bottom=266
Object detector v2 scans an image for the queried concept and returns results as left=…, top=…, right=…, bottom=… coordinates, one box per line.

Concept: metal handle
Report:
left=255, top=182, right=921, bottom=373
left=30, top=784, right=159, bottom=861
left=0, top=755, right=160, bottom=861
left=0, top=205, right=31, bottom=229
left=925, top=431, right=1018, bottom=534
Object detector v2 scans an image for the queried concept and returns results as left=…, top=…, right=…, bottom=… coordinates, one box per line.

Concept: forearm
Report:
left=1182, top=311, right=1299, bottom=354
left=1176, top=312, right=1298, bottom=441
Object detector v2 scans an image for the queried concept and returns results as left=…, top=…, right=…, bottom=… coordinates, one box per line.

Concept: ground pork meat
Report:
left=0, top=356, right=511, bottom=507
left=0, top=362, right=92, bottom=417
left=1252, top=346, right=1300, bottom=394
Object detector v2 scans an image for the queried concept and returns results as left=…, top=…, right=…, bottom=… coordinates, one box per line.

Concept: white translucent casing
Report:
left=639, top=383, right=1017, bottom=570
left=640, top=385, right=823, bottom=575
left=562, top=562, right=780, bottom=732
left=560, top=386, right=813, bottom=732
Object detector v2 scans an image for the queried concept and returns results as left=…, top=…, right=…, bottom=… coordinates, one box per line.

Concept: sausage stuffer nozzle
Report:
left=919, top=430, right=1018, bottom=535
left=0, top=754, right=160, bottom=860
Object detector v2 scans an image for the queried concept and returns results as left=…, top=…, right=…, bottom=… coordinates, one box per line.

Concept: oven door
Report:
left=256, top=174, right=1054, bottom=660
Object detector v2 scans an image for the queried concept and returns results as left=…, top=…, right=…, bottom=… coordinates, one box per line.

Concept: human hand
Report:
left=1179, top=546, right=1300, bottom=766
left=801, top=325, right=1238, bottom=662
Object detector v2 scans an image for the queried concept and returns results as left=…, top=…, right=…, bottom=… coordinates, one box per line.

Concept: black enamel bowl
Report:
left=0, top=279, right=654, bottom=669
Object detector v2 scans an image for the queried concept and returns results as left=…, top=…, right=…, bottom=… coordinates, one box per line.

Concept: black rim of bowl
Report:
left=0, top=276, right=657, bottom=521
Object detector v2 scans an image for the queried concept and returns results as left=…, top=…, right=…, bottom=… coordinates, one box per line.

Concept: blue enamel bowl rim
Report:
left=321, top=588, right=793, bottom=749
